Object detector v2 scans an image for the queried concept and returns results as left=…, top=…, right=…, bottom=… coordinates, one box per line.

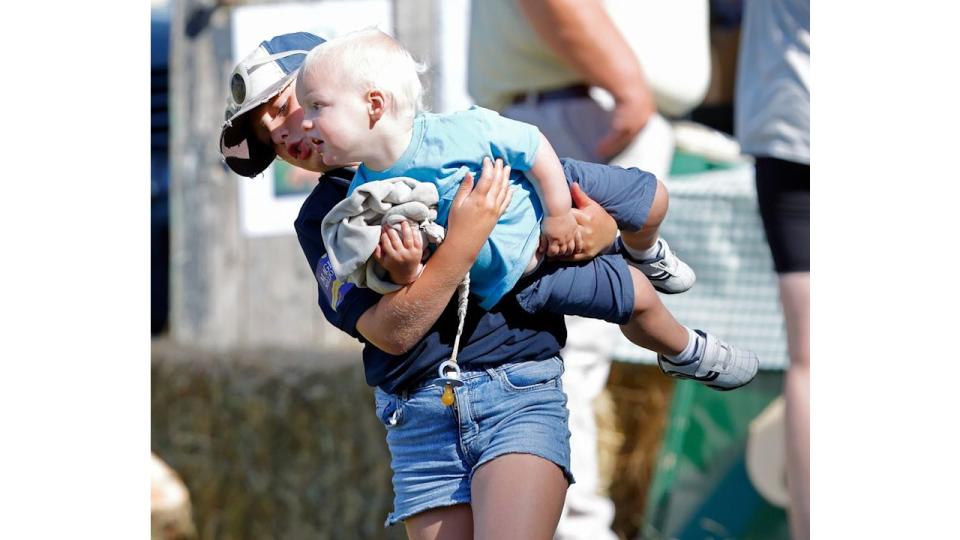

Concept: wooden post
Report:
left=169, top=0, right=243, bottom=350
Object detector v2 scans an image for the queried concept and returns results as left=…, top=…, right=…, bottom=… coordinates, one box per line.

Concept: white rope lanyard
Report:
left=435, top=273, right=469, bottom=406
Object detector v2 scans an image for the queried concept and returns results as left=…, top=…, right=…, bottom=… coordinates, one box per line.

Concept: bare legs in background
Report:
left=779, top=272, right=810, bottom=540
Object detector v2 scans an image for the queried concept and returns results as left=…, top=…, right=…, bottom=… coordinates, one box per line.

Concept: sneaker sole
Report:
left=706, top=380, right=751, bottom=392
left=652, top=287, right=685, bottom=295
left=645, top=273, right=693, bottom=295
left=642, top=272, right=695, bottom=295
left=659, top=355, right=756, bottom=391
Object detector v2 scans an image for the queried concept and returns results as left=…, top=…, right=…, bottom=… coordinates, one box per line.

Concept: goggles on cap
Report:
left=225, top=49, right=310, bottom=121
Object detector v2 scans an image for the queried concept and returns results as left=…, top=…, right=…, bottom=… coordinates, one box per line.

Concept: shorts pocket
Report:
left=498, top=357, right=564, bottom=393
left=374, top=387, right=403, bottom=428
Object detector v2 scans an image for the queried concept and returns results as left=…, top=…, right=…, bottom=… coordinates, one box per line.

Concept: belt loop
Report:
left=484, top=367, right=499, bottom=381
left=400, top=389, right=409, bottom=401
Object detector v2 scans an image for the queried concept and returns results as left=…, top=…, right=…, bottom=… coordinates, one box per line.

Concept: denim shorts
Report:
left=373, top=356, right=573, bottom=527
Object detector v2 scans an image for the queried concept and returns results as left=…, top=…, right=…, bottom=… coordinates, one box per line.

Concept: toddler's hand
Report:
left=554, top=182, right=617, bottom=262
left=374, top=220, right=426, bottom=285
left=540, top=213, right=582, bottom=258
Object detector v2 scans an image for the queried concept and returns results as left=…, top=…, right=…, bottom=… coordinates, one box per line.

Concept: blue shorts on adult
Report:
left=374, top=357, right=573, bottom=527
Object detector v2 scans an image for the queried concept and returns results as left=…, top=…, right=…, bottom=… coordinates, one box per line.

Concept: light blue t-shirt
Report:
left=350, top=106, right=543, bottom=309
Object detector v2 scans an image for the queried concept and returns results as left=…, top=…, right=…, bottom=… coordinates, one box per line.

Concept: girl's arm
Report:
left=356, top=158, right=513, bottom=354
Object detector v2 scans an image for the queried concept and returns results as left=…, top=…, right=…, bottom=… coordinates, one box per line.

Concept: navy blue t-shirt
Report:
left=294, top=168, right=566, bottom=394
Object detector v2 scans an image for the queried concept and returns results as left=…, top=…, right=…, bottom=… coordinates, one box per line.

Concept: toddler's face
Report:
left=297, top=66, right=370, bottom=167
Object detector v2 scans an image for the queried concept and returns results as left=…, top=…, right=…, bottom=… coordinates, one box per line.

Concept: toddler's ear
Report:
left=367, top=89, right=386, bottom=122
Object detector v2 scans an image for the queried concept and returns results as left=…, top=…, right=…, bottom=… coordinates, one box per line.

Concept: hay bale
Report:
left=151, top=338, right=405, bottom=540
left=153, top=338, right=678, bottom=539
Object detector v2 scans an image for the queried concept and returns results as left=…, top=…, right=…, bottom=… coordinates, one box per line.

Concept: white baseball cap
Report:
left=219, top=32, right=326, bottom=177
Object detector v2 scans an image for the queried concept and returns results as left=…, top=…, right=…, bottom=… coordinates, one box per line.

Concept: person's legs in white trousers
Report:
left=504, top=98, right=675, bottom=540
left=554, top=317, right=619, bottom=540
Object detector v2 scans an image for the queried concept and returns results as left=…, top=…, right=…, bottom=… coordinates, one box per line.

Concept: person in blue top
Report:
left=296, top=28, right=759, bottom=392
left=220, top=31, right=625, bottom=538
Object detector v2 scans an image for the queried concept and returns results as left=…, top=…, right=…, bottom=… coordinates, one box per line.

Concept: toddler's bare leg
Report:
left=620, top=179, right=669, bottom=251
left=618, top=266, right=688, bottom=355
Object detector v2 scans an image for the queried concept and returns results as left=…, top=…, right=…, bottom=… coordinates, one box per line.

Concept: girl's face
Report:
left=252, top=83, right=331, bottom=173
left=297, top=68, right=372, bottom=167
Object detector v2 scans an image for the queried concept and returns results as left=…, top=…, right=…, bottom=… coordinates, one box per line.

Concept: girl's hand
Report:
left=554, top=182, right=618, bottom=262
left=445, top=157, right=513, bottom=256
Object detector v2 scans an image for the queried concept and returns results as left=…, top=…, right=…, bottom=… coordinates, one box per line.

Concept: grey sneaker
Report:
left=657, top=330, right=759, bottom=391
left=622, top=237, right=696, bottom=294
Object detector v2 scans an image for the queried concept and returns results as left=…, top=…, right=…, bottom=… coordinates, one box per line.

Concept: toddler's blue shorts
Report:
left=515, top=253, right=636, bottom=325
left=561, top=157, right=658, bottom=232
left=506, top=157, right=658, bottom=325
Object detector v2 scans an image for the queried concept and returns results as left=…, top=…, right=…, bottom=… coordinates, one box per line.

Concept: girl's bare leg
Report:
left=404, top=504, right=474, bottom=540
left=471, top=454, right=568, bottom=540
